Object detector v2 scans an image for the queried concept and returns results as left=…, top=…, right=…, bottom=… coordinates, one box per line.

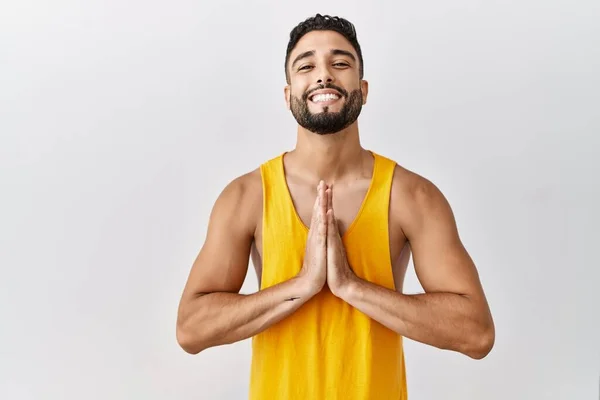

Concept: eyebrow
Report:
left=291, top=49, right=357, bottom=68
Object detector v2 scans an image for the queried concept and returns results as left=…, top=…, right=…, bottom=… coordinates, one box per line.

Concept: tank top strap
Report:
left=362, top=151, right=397, bottom=218
left=259, top=152, right=307, bottom=290
left=342, top=151, right=396, bottom=240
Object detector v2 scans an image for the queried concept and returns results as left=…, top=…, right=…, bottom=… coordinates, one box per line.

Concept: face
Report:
left=285, top=30, right=368, bottom=135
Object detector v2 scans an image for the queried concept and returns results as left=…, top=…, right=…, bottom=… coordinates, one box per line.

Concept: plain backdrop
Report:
left=1, top=0, right=599, bottom=399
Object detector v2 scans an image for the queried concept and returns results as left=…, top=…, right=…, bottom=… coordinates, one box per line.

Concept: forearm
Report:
left=177, top=277, right=313, bottom=354
left=340, top=278, right=494, bottom=359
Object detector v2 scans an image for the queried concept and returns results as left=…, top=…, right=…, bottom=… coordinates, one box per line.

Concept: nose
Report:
left=316, top=66, right=334, bottom=85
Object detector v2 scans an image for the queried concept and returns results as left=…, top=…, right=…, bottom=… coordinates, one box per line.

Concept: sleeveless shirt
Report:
left=249, top=150, right=407, bottom=399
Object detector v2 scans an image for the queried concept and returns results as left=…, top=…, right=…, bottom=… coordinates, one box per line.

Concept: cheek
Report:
left=290, top=76, right=311, bottom=95
left=290, top=87, right=308, bottom=101
left=342, top=78, right=360, bottom=91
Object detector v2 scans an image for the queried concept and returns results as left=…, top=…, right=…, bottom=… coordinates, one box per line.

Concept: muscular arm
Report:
left=340, top=170, right=495, bottom=359
left=176, top=173, right=313, bottom=354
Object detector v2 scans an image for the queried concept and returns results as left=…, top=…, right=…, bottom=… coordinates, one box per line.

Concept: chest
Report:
left=251, top=176, right=409, bottom=288
left=288, top=178, right=372, bottom=237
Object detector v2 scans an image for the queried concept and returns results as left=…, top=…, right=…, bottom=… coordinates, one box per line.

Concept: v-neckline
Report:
left=279, top=150, right=378, bottom=240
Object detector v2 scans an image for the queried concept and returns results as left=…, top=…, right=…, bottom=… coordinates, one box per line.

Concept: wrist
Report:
left=293, top=274, right=321, bottom=298
left=332, top=274, right=361, bottom=300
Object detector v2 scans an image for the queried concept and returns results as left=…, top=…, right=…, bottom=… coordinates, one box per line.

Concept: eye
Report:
left=333, top=62, right=350, bottom=68
left=298, top=65, right=313, bottom=71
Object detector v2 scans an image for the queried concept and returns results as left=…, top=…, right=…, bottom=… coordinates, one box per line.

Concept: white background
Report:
left=1, top=0, right=599, bottom=399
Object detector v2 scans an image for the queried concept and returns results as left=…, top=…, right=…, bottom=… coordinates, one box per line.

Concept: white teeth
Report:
left=312, top=93, right=340, bottom=103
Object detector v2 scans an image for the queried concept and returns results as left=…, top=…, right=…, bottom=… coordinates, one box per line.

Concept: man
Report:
left=176, top=14, right=495, bottom=399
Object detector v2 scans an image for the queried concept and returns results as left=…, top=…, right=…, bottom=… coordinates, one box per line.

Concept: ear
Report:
left=360, top=80, right=369, bottom=105
left=284, top=85, right=291, bottom=110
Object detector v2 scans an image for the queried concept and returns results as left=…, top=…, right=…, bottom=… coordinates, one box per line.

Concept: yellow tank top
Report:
left=250, top=151, right=407, bottom=400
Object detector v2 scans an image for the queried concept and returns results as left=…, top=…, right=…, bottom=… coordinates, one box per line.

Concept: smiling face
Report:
left=285, top=30, right=369, bottom=135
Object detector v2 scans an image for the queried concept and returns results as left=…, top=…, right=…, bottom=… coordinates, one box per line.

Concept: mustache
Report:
left=302, top=83, right=349, bottom=101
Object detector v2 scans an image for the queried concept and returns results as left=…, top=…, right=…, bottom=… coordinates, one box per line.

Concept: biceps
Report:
left=181, top=208, right=254, bottom=300
left=186, top=232, right=252, bottom=296
left=411, top=234, right=482, bottom=297
left=406, top=189, right=484, bottom=297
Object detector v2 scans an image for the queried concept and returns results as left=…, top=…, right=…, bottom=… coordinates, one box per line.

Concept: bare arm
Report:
left=176, top=173, right=326, bottom=354
left=338, top=171, right=495, bottom=359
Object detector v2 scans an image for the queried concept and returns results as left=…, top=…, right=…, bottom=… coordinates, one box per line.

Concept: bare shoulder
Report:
left=214, top=167, right=263, bottom=238
left=177, top=167, right=262, bottom=304
left=390, top=164, right=456, bottom=236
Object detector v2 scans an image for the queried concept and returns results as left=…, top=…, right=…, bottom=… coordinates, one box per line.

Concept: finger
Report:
left=327, top=184, right=333, bottom=213
left=321, top=187, right=329, bottom=239
left=321, top=180, right=329, bottom=210
left=323, top=188, right=331, bottom=216
left=310, top=181, right=323, bottom=228
left=331, top=204, right=338, bottom=230
left=318, top=211, right=328, bottom=242
left=329, top=205, right=343, bottom=240
left=319, top=182, right=328, bottom=223
left=327, top=209, right=335, bottom=238
left=317, top=192, right=328, bottom=244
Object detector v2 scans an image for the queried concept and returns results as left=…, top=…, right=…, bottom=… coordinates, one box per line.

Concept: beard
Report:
left=289, top=84, right=363, bottom=135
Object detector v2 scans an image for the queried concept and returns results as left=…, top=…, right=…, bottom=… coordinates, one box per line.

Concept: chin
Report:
left=311, top=105, right=342, bottom=114
left=309, top=99, right=344, bottom=112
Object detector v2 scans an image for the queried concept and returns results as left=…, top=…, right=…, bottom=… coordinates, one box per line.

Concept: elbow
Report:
left=465, top=321, right=495, bottom=360
left=176, top=323, right=208, bottom=355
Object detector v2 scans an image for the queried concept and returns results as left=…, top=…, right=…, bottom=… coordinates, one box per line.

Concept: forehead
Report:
left=290, top=30, right=356, bottom=59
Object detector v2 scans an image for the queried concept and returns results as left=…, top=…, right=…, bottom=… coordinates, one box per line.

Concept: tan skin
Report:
left=176, top=30, right=495, bottom=359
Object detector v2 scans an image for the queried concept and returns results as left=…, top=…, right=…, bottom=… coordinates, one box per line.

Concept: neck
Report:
left=288, top=122, right=368, bottom=183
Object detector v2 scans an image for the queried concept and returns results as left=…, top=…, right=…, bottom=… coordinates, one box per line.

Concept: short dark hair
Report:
left=285, top=14, right=364, bottom=83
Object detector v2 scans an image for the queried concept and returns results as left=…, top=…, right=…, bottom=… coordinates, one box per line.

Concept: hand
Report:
left=296, top=180, right=328, bottom=297
left=325, top=186, right=357, bottom=298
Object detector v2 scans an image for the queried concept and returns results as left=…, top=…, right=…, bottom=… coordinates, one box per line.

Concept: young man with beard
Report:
left=176, top=14, right=495, bottom=399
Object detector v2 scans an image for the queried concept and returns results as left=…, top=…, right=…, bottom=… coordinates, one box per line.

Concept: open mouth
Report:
left=309, top=91, right=342, bottom=105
